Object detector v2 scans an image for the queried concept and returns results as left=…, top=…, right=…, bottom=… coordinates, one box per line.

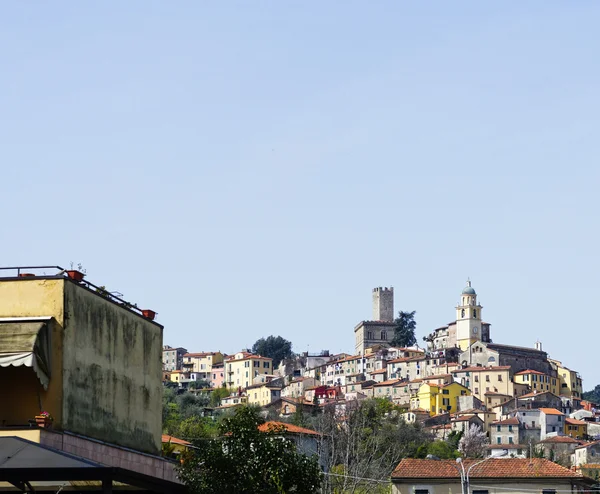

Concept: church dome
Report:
left=462, top=280, right=476, bottom=295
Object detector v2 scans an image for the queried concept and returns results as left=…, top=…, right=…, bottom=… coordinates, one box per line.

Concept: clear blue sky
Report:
left=1, top=3, right=598, bottom=387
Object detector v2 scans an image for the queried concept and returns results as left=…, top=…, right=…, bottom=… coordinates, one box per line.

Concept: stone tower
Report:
left=455, top=279, right=483, bottom=351
left=373, top=287, right=394, bottom=322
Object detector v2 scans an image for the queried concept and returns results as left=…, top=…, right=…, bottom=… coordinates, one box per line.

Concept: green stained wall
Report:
left=62, top=281, right=163, bottom=454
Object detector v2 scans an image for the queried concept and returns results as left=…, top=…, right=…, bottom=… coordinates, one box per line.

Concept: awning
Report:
left=0, top=322, right=50, bottom=389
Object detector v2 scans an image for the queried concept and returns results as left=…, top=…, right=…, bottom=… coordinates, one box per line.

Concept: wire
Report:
left=470, top=484, right=600, bottom=493
left=323, top=472, right=390, bottom=484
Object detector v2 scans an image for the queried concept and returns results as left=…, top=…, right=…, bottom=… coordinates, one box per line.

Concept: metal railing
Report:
left=0, top=265, right=154, bottom=321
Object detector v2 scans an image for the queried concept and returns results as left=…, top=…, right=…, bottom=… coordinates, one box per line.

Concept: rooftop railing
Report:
left=0, top=265, right=156, bottom=321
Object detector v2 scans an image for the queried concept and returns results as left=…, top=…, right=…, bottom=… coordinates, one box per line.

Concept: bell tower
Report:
left=455, top=279, right=483, bottom=350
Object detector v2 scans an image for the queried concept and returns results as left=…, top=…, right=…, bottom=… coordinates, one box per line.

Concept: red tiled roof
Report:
left=566, top=418, right=587, bottom=426
left=451, top=415, right=477, bottom=422
left=162, top=434, right=191, bottom=446
left=258, top=421, right=319, bottom=436
left=514, top=369, right=546, bottom=375
left=539, top=436, right=580, bottom=444
left=183, top=352, right=218, bottom=358
left=370, top=369, right=387, bottom=374
left=453, top=366, right=512, bottom=373
left=539, top=408, right=564, bottom=416
left=518, top=391, right=557, bottom=399
left=374, top=379, right=403, bottom=387
left=392, top=458, right=581, bottom=479
left=493, top=417, right=520, bottom=425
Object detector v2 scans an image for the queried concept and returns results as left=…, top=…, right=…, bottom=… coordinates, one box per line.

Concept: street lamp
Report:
left=454, top=450, right=507, bottom=494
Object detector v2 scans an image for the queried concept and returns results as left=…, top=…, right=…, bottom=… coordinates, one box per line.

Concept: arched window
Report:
left=367, top=331, right=373, bottom=340
left=473, top=309, right=477, bottom=318
left=461, top=309, right=465, bottom=318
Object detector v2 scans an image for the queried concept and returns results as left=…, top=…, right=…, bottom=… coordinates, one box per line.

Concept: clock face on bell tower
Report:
left=456, top=279, right=483, bottom=350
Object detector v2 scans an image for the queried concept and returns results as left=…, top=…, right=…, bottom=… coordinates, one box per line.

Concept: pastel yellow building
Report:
left=411, top=382, right=470, bottom=416
left=0, top=268, right=163, bottom=455
left=226, top=351, right=273, bottom=389
left=513, top=369, right=558, bottom=395
left=564, top=418, right=587, bottom=439
left=246, top=382, right=282, bottom=406
left=452, top=366, right=513, bottom=402
left=549, top=359, right=583, bottom=405
left=182, top=352, right=224, bottom=376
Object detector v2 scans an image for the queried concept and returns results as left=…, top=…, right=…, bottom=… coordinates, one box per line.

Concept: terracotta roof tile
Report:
left=258, top=421, right=319, bottom=436
left=539, top=408, right=564, bottom=416
left=539, top=436, right=580, bottom=444
left=566, top=418, right=587, bottom=426
left=514, top=369, right=546, bottom=375
left=493, top=417, right=520, bottom=425
left=392, top=458, right=581, bottom=479
left=162, top=434, right=191, bottom=446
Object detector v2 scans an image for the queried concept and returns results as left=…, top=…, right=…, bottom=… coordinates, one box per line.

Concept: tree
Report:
left=582, top=384, right=600, bottom=404
left=209, top=387, right=230, bottom=407
left=315, top=398, right=432, bottom=493
left=458, top=424, right=488, bottom=458
left=177, top=406, right=322, bottom=494
left=252, top=335, right=293, bottom=368
left=391, top=311, right=417, bottom=347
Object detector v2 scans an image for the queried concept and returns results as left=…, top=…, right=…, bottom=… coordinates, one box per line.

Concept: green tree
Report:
left=178, top=406, right=322, bottom=494
left=391, top=311, right=417, bottom=347
left=582, top=384, right=600, bottom=404
left=252, top=335, right=293, bottom=368
left=209, top=387, right=231, bottom=407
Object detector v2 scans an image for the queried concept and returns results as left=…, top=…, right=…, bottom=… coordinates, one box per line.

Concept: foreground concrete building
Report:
left=0, top=266, right=179, bottom=491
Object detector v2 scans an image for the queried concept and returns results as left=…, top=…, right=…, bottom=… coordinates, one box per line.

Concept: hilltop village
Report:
left=164, top=281, right=598, bottom=464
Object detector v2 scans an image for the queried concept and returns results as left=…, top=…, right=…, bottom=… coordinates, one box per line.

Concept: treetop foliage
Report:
left=252, top=335, right=293, bottom=367
left=391, top=310, right=417, bottom=347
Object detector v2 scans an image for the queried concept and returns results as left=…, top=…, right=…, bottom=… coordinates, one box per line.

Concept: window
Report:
left=497, top=425, right=501, bottom=432
left=542, top=490, right=556, bottom=494
left=381, top=331, right=387, bottom=340
left=509, top=437, right=514, bottom=444
left=442, top=389, right=449, bottom=395
left=472, top=491, right=488, bottom=494
left=475, top=376, right=479, bottom=382
left=415, top=490, right=429, bottom=494
left=498, top=375, right=502, bottom=382
left=442, top=398, right=450, bottom=406
left=497, top=437, right=501, bottom=444
left=475, top=388, right=479, bottom=394
left=486, top=375, right=490, bottom=382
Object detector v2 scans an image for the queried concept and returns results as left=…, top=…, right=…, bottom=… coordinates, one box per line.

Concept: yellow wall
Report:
left=0, top=279, right=65, bottom=428
left=0, top=429, right=41, bottom=442
left=413, top=382, right=470, bottom=416
left=0, top=277, right=163, bottom=455
left=247, top=384, right=280, bottom=406
left=513, top=371, right=558, bottom=395
left=565, top=423, right=587, bottom=439
left=226, top=357, right=273, bottom=389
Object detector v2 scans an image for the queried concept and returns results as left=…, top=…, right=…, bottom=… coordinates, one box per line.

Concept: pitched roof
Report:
left=162, top=434, right=191, bottom=446
left=514, top=369, right=546, bottom=375
left=453, top=366, right=512, bottom=373
left=518, top=391, right=558, bottom=399
left=566, top=418, right=588, bottom=426
left=258, top=421, right=319, bottom=436
left=539, top=408, right=564, bottom=416
left=392, top=458, right=581, bottom=479
left=538, top=436, right=580, bottom=444
left=493, top=417, right=520, bottom=425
